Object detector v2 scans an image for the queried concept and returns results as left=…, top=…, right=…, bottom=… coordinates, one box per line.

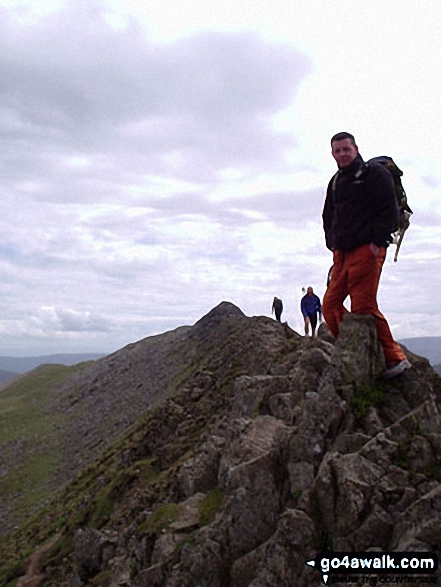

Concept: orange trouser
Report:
left=323, top=244, right=406, bottom=366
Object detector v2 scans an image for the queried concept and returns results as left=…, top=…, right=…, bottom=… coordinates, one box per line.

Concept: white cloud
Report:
left=31, top=307, right=113, bottom=333
left=0, top=0, right=440, bottom=354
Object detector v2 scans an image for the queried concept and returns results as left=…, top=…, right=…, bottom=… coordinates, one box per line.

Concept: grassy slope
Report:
left=0, top=361, right=210, bottom=586
left=0, top=363, right=93, bottom=536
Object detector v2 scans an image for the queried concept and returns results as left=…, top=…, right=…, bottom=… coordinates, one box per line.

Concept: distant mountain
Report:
left=0, top=369, right=18, bottom=384
left=0, top=353, right=106, bottom=375
left=398, top=336, right=441, bottom=365
left=434, top=363, right=441, bottom=376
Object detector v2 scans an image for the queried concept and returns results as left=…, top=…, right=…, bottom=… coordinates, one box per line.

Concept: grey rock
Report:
left=219, top=416, right=287, bottom=557
left=169, top=493, right=204, bottom=532
left=247, top=509, right=316, bottom=587
left=287, top=461, right=315, bottom=492
left=178, top=436, right=226, bottom=498
left=312, top=452, right=383, bottom=537
left=331, top=314, right=386, bottom=391
left=132, top=563, right=164, bottom=587
left=233, top=375, right=293, bottom=417
left=74, top=528, right=105, bottom=578
left=393, top=485, right=441, bottom=549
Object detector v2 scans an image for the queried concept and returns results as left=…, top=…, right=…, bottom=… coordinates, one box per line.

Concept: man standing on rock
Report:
left=322, top=132, right=411, bottom=378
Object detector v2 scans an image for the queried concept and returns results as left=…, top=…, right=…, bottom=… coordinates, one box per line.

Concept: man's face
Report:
left=331, top=138, right=359, bottom=168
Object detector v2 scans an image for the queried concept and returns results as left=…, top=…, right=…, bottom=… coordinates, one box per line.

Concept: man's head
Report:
left=331, top=132, right=359, bottom=169
left=307, top=286, right=313, bottom=295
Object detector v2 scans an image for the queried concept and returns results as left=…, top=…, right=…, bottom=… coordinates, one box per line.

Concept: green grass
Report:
left=198, top=486, right=224, bottom=527
left=89, top=569, right=113, bottom=586
left=0, top=450, right=60, bottom=509
left=0, top=364, right=84, bottom=442
left=350, top=381, right=388, bottom=420
left=43, top=534, right=75, bottom=568
left=0, top=363, right=91, bottom=529
left=138, top=503, right=180, bottom=535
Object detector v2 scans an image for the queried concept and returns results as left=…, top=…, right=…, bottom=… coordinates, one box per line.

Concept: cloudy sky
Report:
left=0, top=0, right=440, bottom=355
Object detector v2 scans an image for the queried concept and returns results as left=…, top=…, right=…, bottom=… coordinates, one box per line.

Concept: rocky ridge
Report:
left=0, top=324, right=198, bottom=538
left=2, top=302, right=441, bottom=587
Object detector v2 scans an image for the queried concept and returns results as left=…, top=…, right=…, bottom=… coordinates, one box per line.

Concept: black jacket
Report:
left=323, top=154, right=399, bottom=251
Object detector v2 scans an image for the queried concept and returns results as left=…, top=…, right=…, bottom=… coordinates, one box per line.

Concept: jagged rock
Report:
left=277, top=372, right=345, bottom=471
left=273, top=340, right=333, bottom=393
left=233, top=372, right=317, bottom=426
left=166, top=528, right=226, bottom=587
left=406, top=398, right=440, bottom=433
left=219, top=416, right=288, bottom=557
left=246, top=509, right=316, bottom=587
left=178, top=436, right=226, bottom=497
left=132, top=563, right=164, bottom=587
left=407, top=435, right=435, bottom=471
left=230, top=540, right=268, bottom=587
left=68, top=570, right=83, bottom=586
left=286, top=461, right=315, bottom=491
left=332, top=432, right=371, bottom=454
left=311, top=452, right=383, bottom=538
left=182, top=370, right=215, bottom=402
left=364, top=405, right=384, bottom=435
left=393, top=485, right=441, bottom=549
left=331, top=314, right=386, bottom=390
left=151, top=534, right=180, bottom=566
left=4, top=301, right=441, bottom=587
left=73, top=528, right=106, bottom=579
left=169, top=493, right=204, bottom=532
left=317, top=321, right=335, bottom=343
left=223, top=451, right=280, bottom=557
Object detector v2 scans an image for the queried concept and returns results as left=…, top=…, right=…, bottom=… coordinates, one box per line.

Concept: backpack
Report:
left=366, top=156, right=413, bottom=262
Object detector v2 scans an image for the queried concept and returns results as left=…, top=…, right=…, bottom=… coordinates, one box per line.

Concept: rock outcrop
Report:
left=3, top=304, right=441, bottom=587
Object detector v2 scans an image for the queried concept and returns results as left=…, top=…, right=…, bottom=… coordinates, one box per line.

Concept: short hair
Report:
left=331, top=132, right=356, bottom=146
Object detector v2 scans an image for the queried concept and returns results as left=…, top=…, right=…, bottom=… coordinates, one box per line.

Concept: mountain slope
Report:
left=0, top=353, right=106, bottom=375
left=0, top=362, right=94, bottom=538
left=0, top=368, right=18, bottom=384
left=399, top=336, right=441, bottom=365
left=1, top=304, right=440, bottom=587
left=0, top=303, right=291, bottom=543
left=0, top=318, right=201, bottom=539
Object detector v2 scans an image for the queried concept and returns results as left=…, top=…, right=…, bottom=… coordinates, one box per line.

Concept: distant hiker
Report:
left=322, top=132, right=411, bottom=378
left=300, top=287, right=322, bottom=337
left=272, top=297, right=283, bottom=322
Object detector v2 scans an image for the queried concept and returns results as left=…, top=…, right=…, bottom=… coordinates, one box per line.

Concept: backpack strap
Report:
left=331, top=163, right=368, bottom=196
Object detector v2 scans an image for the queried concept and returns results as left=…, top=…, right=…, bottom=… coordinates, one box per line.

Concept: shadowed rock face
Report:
left=5, top=304, right=441, bottom=587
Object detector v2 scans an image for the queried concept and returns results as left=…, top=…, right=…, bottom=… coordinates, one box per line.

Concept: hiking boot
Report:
left=384, top=359, right=412, bottom=379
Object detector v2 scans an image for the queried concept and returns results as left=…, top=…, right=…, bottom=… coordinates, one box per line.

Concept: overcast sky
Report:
left=0, top=0, right=440, bottom=356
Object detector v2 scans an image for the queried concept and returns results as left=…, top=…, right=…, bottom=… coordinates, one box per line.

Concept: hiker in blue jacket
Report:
left=301, top=287, right=322, bottom=337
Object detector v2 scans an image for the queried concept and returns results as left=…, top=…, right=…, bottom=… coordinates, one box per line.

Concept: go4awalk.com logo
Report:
left=305, top=551, right=438, bottom=585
